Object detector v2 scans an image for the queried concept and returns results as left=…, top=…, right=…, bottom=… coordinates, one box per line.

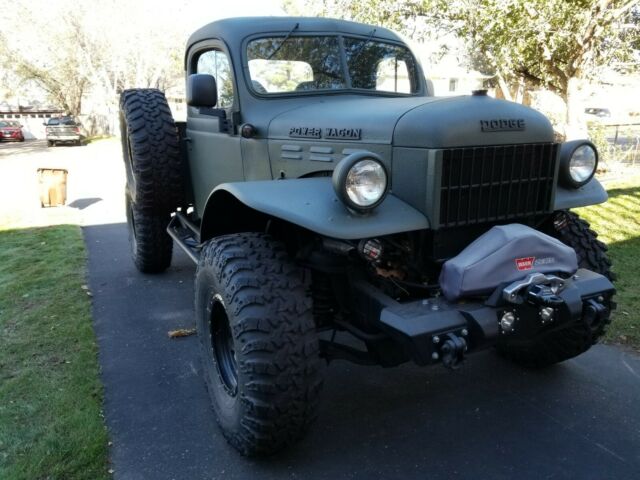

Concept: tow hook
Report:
left=584, top=298, right=607, bottom=327
left=439, top=333, right=467, bottom=369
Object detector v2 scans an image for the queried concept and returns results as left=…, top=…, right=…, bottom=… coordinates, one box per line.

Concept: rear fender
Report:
left=200, top=177, right=429, bottom=242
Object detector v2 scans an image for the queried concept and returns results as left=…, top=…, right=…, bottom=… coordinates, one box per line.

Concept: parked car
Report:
left=120, top=16, right=615, bottom=457
left=45, top=116, right=82, bottom=146
left=0, top=120, right=25, bottom=142
left=585, top=107, right=611, bottom=118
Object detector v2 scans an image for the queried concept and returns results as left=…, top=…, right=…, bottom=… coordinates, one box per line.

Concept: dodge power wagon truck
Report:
left=119, top=17, right=615, bottom=456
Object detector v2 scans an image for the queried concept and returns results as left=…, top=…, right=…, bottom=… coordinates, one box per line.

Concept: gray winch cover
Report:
left=439, top=224, right=579, bottom=301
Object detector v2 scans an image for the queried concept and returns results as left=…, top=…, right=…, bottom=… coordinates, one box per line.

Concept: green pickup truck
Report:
left=119, top=16, right=615, bottom=456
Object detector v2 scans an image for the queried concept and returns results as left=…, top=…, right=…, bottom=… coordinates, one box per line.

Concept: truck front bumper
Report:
left=356, top=269, right=614, bottom=367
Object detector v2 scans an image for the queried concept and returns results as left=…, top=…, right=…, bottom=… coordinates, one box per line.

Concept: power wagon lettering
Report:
left=288, top=126, right=362, bottom=139
left=325, top=127, right=361, bottom=140
left=289, top=126, right=321, bottom=138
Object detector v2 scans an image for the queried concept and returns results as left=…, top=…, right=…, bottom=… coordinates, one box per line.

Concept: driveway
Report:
left=0, top=138, right=124, bottom=228
left=5, top=139, right=640, bottom=479
left=84, top=223, right=640, bottom=480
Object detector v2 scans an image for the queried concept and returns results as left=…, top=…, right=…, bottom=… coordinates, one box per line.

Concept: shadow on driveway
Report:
left=84, top=222, right=640, bottom=480
left=68, top=197, right=103, bottom=210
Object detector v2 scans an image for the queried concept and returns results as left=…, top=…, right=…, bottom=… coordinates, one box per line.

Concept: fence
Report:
left=590, top=122, right=640, bottom=166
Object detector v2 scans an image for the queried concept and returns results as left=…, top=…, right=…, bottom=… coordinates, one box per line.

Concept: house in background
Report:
left=425, top=55, right=492, bottom=97
left=0, top=103, right=64, bottom=139
left=164, top=84, right=187, bottom=122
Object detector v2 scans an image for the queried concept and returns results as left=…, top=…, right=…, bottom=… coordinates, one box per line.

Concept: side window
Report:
left=197, top=50, right=234, bottom=109
left=375, top=57, right=411, bottom=93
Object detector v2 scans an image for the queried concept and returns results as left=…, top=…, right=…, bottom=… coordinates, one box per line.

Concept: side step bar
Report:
left=167, top=212, right=201, bottom=264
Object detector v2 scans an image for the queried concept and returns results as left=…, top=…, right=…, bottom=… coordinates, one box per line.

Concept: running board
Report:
left=167, top=212, right=201, bottom=264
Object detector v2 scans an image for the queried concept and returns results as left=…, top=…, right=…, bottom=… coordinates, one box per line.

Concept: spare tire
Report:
left=119, top=89, right=183, bottom=273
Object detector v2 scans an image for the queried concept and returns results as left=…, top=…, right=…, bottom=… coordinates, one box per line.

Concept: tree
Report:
left=446, top=0, right=640, bottom=137
left=0, top=1, right=185, bottom=133
left=0, top=8, right=90, bottom=116
left=287, top=0, right=640, bottom=137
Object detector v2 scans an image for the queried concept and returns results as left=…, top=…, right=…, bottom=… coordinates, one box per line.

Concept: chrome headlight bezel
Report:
left=559, top=140, right=598, bottom=188
left=332, top=152, right=389, bottom=213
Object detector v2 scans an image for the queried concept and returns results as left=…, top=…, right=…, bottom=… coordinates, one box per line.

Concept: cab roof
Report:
left=187, top=16, right=404, bottom=49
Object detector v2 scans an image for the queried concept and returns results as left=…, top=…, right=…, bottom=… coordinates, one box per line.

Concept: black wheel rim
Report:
left=210, top=296, right=238, bottom=396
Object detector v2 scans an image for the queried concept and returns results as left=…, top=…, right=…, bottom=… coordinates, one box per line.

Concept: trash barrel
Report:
left=38, top=168, right=68, bottom=207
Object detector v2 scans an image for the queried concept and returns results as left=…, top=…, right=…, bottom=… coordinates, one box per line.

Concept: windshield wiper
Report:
left=350, top=28, right=377, bottom=63
left=267, top=22, right=299, bottom=60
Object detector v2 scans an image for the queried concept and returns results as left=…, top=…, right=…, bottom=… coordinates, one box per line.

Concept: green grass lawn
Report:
left=578, top=177, right=640, bottom=350
left=0, top=225, right=108, bottom=480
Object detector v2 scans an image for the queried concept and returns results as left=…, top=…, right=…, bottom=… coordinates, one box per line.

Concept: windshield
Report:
left=47, top=117, right=76, bottom=126
left=246, top=35, right=420, bottom=95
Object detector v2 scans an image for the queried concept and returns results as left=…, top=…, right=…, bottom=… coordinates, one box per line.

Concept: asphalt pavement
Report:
left=84, top=221, right=640, bottom=480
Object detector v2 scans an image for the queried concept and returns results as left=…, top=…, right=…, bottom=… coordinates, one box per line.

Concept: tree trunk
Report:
left=564, top=76, right=588, bottom=140
left=514, top=76, right=525, bottom=104
left=496, top=73, right=513, bottom=102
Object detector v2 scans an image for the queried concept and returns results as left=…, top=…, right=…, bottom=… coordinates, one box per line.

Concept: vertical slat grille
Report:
left=439, top=143, right=558, bottom=227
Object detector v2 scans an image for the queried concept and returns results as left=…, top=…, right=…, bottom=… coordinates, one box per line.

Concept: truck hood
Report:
left=268, top=95, right=554, bottom=148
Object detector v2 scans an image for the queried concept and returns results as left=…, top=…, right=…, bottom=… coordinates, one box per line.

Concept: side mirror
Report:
left=42, top=122, right=47, bottom=126
left=187, top=74, right=217, bottom=108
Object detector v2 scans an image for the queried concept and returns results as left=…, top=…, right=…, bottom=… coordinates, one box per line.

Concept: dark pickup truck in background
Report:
left=45, top=116, right=82, bottom=146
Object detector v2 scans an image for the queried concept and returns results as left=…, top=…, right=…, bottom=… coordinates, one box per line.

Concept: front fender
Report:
left=554, top=177, right=608, bottom=210
left=201, top=177, right=429, bottom=241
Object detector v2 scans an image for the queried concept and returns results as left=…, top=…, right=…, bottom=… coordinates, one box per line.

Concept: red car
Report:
left=0, top=120, right=25, bottom=142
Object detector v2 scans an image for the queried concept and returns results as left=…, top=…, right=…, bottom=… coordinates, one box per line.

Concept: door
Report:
left=187, top=46, right=243, bottom=217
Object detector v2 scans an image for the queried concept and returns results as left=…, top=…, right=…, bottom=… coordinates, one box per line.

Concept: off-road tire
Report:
left=497, top=211, right=615, bottom=368
left=125, top=195, right=173, bottom=273
left=119, top=88, right=182, bottom=213
left=47, top=140, right=54, bottom=147
left=195, top=233, right=323, bottom=456
left=120, top=88, right=183, bottom=273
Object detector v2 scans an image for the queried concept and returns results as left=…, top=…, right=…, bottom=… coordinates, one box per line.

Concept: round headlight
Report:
left=559, top=140, right=598, bottom=188
left=569, top=145, right=597, bottom=184
left=345, top=160, right=387, bottom=206
left=333, top=152, right=389, bottom=212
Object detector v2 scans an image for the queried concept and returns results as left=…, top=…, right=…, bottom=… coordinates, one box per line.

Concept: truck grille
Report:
left=439, top=143, right=558, bottom=227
